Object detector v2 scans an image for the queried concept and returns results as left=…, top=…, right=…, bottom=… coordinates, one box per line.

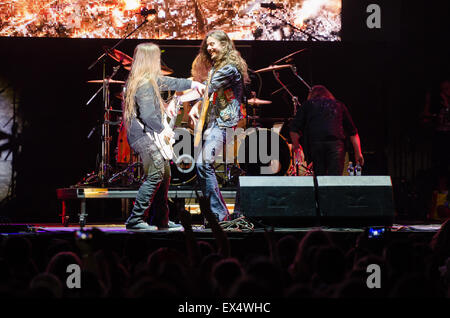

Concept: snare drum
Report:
left=236, top=128, right=292, bottom=176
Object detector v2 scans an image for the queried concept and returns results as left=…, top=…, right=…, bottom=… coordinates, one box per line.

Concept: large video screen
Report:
left=0, top=0, right=341, bottom=41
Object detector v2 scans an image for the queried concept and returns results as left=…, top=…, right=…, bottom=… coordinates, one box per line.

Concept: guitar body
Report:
left=150, top=99, right=177, bottom=161
left=151, top=90, right=202, bottom=160
left=151, top=115, right=175, bottom=160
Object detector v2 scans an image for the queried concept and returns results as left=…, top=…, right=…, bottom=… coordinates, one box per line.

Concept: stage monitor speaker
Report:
left=239, top=176, right=317, bottom=227
left=316, top=176, right=395, bottom=226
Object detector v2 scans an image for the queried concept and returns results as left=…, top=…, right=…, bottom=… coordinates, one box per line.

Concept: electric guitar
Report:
left=193, top=74, right=212, bottom=148
left=151, top=89, right=202, bottom=160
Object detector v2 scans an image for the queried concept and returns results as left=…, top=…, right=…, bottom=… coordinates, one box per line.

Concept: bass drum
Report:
left=237, top=128, right=292, bottom=176
left=170, top=127, right=197, bottom=186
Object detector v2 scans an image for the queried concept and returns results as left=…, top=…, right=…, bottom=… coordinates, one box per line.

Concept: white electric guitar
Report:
left=151, top=89, right=201, bottom=160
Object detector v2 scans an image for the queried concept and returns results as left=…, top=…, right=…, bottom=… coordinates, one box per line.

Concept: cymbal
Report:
left=115, top=92, right=124, bottom=100
left=121, top=63, right=173, bottom=75
left=161, top=62, right=174, bottom=76
left=105, top=47, right=133, bottom=67
left=254, top=64, right=292, bottom=73
left=87, top=79, right=125, bottom=84
left=272, top=48, right=307, bottom=65
left=120, top=63, right=173, bottom=75
left=104, top=46, right=173, bottom=75
left=247, top=97, right=272, bottom=105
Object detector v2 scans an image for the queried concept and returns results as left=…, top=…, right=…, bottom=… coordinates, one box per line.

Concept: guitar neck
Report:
left=166, top=98, right=181, bottom=130
left=194, top=73, right=213, bottom=147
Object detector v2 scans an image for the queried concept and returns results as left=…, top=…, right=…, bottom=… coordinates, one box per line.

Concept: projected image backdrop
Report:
left=0, top=0, right=341, bottom=41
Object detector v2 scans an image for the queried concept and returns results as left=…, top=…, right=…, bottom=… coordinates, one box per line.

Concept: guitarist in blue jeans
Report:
left=189, top=30, right=250, bottom=222
left=122, top=43, right=204, bottom=231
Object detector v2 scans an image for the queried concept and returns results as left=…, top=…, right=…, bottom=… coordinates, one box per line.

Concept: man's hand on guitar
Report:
left=162, top=126, right=175, bottom=140
left=165, top=99, right=177, bottom=118
left=189, top=102, right=200, bottom=126
left=191, top=81, right=206, bottom=96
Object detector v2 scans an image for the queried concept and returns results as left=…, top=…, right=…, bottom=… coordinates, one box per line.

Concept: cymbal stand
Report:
left=108, top=161, right=144, bottom=186
left=101, top=66, right=123, bottom=186
left=85, top=64, right=121, bottom=186
left=272, top=70, right=301, bottom=115
left=247, top=92, right=261, bottom=128
left=88, top=13, right=150, bottom=71
left=290, top=65, right=312, bottom=92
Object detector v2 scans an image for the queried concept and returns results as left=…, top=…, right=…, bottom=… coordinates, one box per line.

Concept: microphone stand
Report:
left=267, top=11, right=321, bottom=42
left=272, top=70, right=304, bottom=177
left=88, top=14, right=151, bottom=71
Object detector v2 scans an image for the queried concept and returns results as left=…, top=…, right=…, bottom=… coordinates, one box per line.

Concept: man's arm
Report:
left=208, top=65, right=241, bottom=93
left=289, top=131, right=302, bottom=151
left=158, top=76, right=192, bottom=92
left=136, top=83, right=164, bottom=133
left=350, top=133, right=364, bottom=166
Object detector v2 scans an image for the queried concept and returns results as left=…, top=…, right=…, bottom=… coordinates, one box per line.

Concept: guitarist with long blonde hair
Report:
left=123, top=42, right=204, bottom=231
left=189, top=30, right=250, bottom=222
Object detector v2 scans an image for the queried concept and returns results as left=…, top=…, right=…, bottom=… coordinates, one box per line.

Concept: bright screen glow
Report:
left=0, top=0, right=341, bottom=41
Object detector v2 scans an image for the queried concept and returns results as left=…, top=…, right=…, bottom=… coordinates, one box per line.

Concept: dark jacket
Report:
left=206, top=64, right=244, bottom=128
left=289, top=97, right=357, bottom=142
left=127, top=76, right=192, bottom=146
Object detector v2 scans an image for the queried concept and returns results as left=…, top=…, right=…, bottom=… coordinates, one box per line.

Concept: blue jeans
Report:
left=196, top=123, right=230, bottom=221
left=125, top=135, right=170, bottom=227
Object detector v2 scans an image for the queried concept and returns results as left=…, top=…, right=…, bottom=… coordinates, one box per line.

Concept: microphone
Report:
left=139, top=8, right=157, bottom=16
left=260, top=2, right=284, bottom=10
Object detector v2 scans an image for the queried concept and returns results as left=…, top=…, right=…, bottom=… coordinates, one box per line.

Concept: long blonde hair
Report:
left=197, top=30, right=250, bottom=84
left=123, top=43, right=164, bottom=128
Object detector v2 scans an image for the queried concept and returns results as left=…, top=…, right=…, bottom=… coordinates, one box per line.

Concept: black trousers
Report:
left=309, top=140, right=345, bottom=176
left=125, top=135, right=170, bottom=228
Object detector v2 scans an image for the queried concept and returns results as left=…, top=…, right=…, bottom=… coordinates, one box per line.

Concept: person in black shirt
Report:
left=289, top=85, right=364, bottom=176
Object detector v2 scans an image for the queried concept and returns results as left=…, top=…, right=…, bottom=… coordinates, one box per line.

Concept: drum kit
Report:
left=77, top=47, right=313, bottom=188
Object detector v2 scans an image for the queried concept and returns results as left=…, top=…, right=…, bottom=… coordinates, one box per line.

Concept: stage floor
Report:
left=0, top=222, right=443, bottom=236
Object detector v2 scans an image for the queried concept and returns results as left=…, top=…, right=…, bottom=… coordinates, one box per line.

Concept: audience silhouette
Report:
left=0, top=215, right=448, bottom=298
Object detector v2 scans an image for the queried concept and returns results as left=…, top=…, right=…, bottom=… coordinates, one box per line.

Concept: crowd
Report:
left=0, top=198, right=449, bottom=299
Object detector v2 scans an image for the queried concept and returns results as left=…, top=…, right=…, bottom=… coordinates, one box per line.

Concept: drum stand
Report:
left=272, top=69, right=309, bottom=176
left=214, top=162, right=244, bottom=187
left=84, top=65, right=121, bottom=186
left=108, top=153, right=144, bottom=186
left=272, top=70, right=301, bottom=116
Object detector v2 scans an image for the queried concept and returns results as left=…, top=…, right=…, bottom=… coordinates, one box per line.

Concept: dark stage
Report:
left=0, top=0, right=449, bottom=301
